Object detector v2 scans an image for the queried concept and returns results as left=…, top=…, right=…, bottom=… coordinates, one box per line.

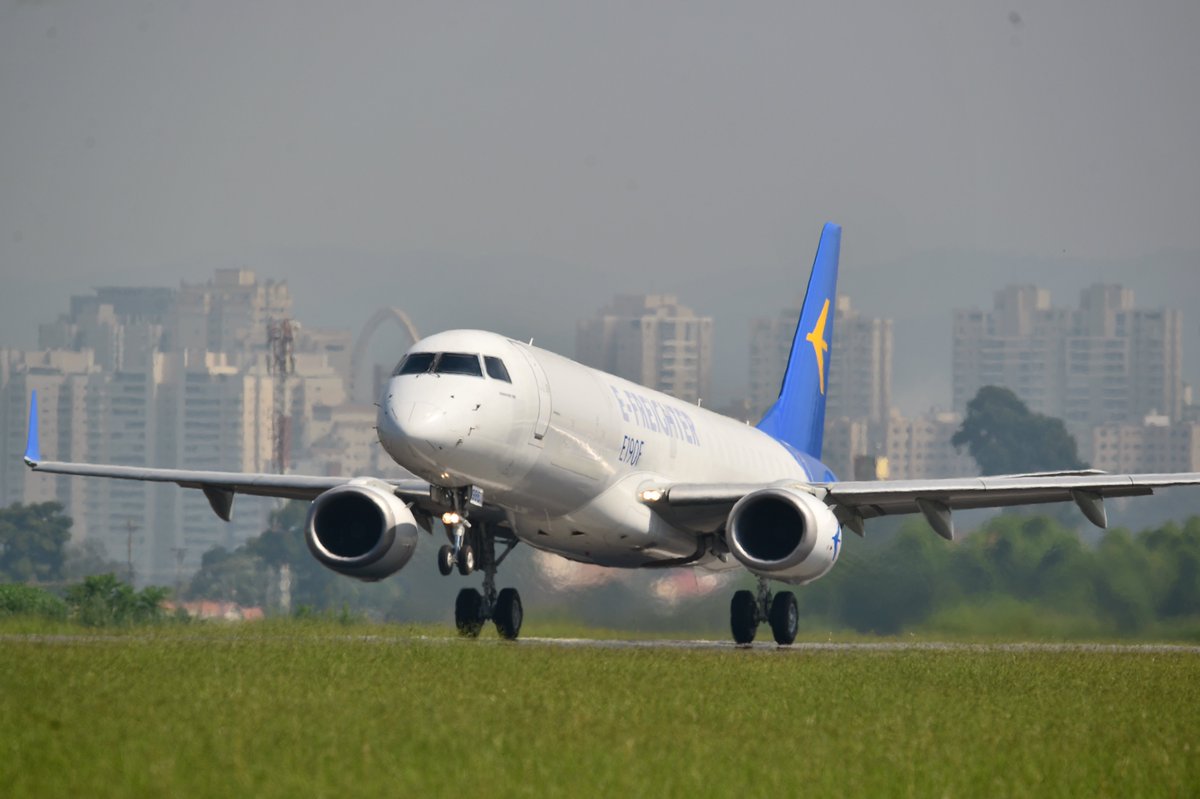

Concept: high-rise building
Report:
left=883, top=410, right=979, bottom=480
left=819, top=416, right=872, bottom=481
left=38, top=286, right=174, bottom=373
left=175, top=268, right=292, bottom=357
left=1084, top=415, right=1200, bottom=474
left=818, top=407, right=979, bottom=481
left=293, top=403, right=410, bottom=478
left=576, top=295, right=713, bottom=403
left=0, top=350, right=97, bottom=531
left=953, top=284, right=1184, bottom=430
left=749, top=295, right=893, bottom=424
left=1, top=269, right=361, bottom=584
left=151, top=351, right=277, bottom=578
left=297, top=326, right=354, bottom=386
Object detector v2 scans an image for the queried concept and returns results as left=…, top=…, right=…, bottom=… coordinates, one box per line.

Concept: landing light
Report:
left=639, top=488, right=665, bottom=503
left=442, top=511, right=462, bottom=525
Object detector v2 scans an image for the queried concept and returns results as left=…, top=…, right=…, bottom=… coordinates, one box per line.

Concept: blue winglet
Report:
left=24, top=390, right=40, bottom=465
left=755, top=222, right=841, bottom=459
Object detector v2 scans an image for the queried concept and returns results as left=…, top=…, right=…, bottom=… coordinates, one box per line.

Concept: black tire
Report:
left=455, top=588, right=483, bottom=637
left=769, top=591, right=799, bottom=646
left=494, top=588, right=523, bottom=640
left=730, top=590, right=758, bottom=645
left=456, top=544, right=475, bottom=576
left=437, top=545, right=455, bottom=576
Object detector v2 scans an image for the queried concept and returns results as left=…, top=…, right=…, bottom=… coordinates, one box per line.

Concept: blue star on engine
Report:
left=832, top=528, right=841, bottom=559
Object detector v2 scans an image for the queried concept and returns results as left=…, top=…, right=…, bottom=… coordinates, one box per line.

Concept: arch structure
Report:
left=351, top=308, right=421, bottom=402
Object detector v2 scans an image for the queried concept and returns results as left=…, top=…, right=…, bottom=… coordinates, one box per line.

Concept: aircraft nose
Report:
left=379, top=395, right=467, bottom=458
left=405, top=401, right=446, bottom=436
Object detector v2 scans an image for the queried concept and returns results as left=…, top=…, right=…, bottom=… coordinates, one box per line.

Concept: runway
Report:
left=6, top=632, right=1199, bottom=654
left=512, top=637, right=1200, bottom=654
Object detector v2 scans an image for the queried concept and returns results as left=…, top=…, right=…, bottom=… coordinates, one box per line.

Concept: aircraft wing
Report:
left=24, top=458, right=434, bottom=502
left=643, top=471, right=1200, bottom=539
left=25, top=457, right=438, bottom=520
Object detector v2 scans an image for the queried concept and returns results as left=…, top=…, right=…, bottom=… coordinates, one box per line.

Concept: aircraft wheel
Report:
left=730, top=590, right=758, bottom=645
left=769, top=591, right=799, bottom=646
left=437, top=545, right=455, bottom=576
left=456, top=544, right=475, bottom=575
left=494, top=588, right=523, bottom=640
left=455, top=588, right=484, bottom=637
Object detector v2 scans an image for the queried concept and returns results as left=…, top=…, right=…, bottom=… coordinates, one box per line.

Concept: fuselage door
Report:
left=517, top=344, right=552, bottom=441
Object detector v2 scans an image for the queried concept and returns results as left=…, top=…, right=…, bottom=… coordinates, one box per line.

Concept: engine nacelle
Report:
left=726, top=486, right=842, bottom=584
left=305, top=478, right=420, bottom=582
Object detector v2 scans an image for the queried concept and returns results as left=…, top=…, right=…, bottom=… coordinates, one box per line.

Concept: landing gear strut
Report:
left=730, top=577, right=797, bottom=646
left=437, top=489, right=475, bottom=577
left=436, top=486, right=522, bottom=640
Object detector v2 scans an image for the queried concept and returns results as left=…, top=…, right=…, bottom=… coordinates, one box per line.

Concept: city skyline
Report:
left=19, top=268, right=1194, bottom=411
left=7, top=261, right=1195, bottom=416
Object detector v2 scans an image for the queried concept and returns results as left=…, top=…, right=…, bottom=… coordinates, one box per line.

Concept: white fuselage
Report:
left=376, top=330, right=825, bottom=568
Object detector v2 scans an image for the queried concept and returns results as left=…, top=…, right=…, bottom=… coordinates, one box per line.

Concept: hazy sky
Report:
left=2, top=1, right=1198, bottom=409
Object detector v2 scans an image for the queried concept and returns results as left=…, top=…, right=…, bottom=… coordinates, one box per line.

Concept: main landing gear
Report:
left=730, top=577, right=798, bottom=646
left=435, top=487, right=522, bottom=640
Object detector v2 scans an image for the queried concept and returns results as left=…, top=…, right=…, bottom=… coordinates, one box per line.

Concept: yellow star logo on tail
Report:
left=805, top=298, right=830, bottom=394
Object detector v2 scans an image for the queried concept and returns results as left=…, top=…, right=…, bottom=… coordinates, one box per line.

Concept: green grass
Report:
left=2, top=623, right=1198, bottom=797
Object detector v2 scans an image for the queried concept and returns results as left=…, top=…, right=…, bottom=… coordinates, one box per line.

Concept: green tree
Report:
left=952, top=386, right=1086, bottom=475
left=64, top=539, right=124, bottom=581
left=0, top=502, right=73, bottom=583
left=186, top=501, right=397, bottom=614
left=831, top=521, right=957, bottom=634
left=186, top=546, right=269, bottom=607
left=64, top=573, right=170, bottom=626
left=0, top=583, right=68, bottom=619
left=247, top=501, right=310, bottom=568
left=796, top=512, right=1200, bottom=638
left=1141, top=518, right=1200, bottom=618
left=1092, top=530, right=1156, bottom=634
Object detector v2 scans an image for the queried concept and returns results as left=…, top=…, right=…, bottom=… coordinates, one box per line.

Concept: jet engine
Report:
left=725, top=486, right=841, bottom=584
left=305, top=478, right=420, bottom=581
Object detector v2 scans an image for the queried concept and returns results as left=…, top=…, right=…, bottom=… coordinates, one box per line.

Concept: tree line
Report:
left=788, top=512, right=1200, bottom=638
left=3, top=500, right=1199, bottom=638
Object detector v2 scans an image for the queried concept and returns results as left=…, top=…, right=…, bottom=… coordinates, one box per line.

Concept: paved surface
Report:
left=5, top=633, right=1198, bottom=654
left=514, top=637, right=1200, bottom=654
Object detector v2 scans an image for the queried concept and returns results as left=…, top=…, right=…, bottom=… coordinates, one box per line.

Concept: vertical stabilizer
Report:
left=756, top=222, right=841, bottom=459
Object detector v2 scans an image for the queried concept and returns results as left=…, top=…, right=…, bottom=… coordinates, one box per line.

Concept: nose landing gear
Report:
left=435, top=486, right=523, bottom=639
left=730, top=577, right=798, bottom=646
left=437, top=497, right=475, bottom=577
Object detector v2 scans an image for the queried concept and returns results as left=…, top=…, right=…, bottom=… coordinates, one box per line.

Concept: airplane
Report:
left=22, top=222, right=1200, bottom=644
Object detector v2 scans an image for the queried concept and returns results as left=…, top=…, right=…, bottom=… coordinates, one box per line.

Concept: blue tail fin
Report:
left=755, top=222, right=841, bottom=459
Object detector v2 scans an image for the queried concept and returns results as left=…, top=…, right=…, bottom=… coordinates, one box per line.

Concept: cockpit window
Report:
left=394, top=352, right=435, bottom=376
left=433, top=352, right=483, bottom=377
left=484, top=356, right=512, bottom=383
left=394, top=351, right=488, bottom=378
